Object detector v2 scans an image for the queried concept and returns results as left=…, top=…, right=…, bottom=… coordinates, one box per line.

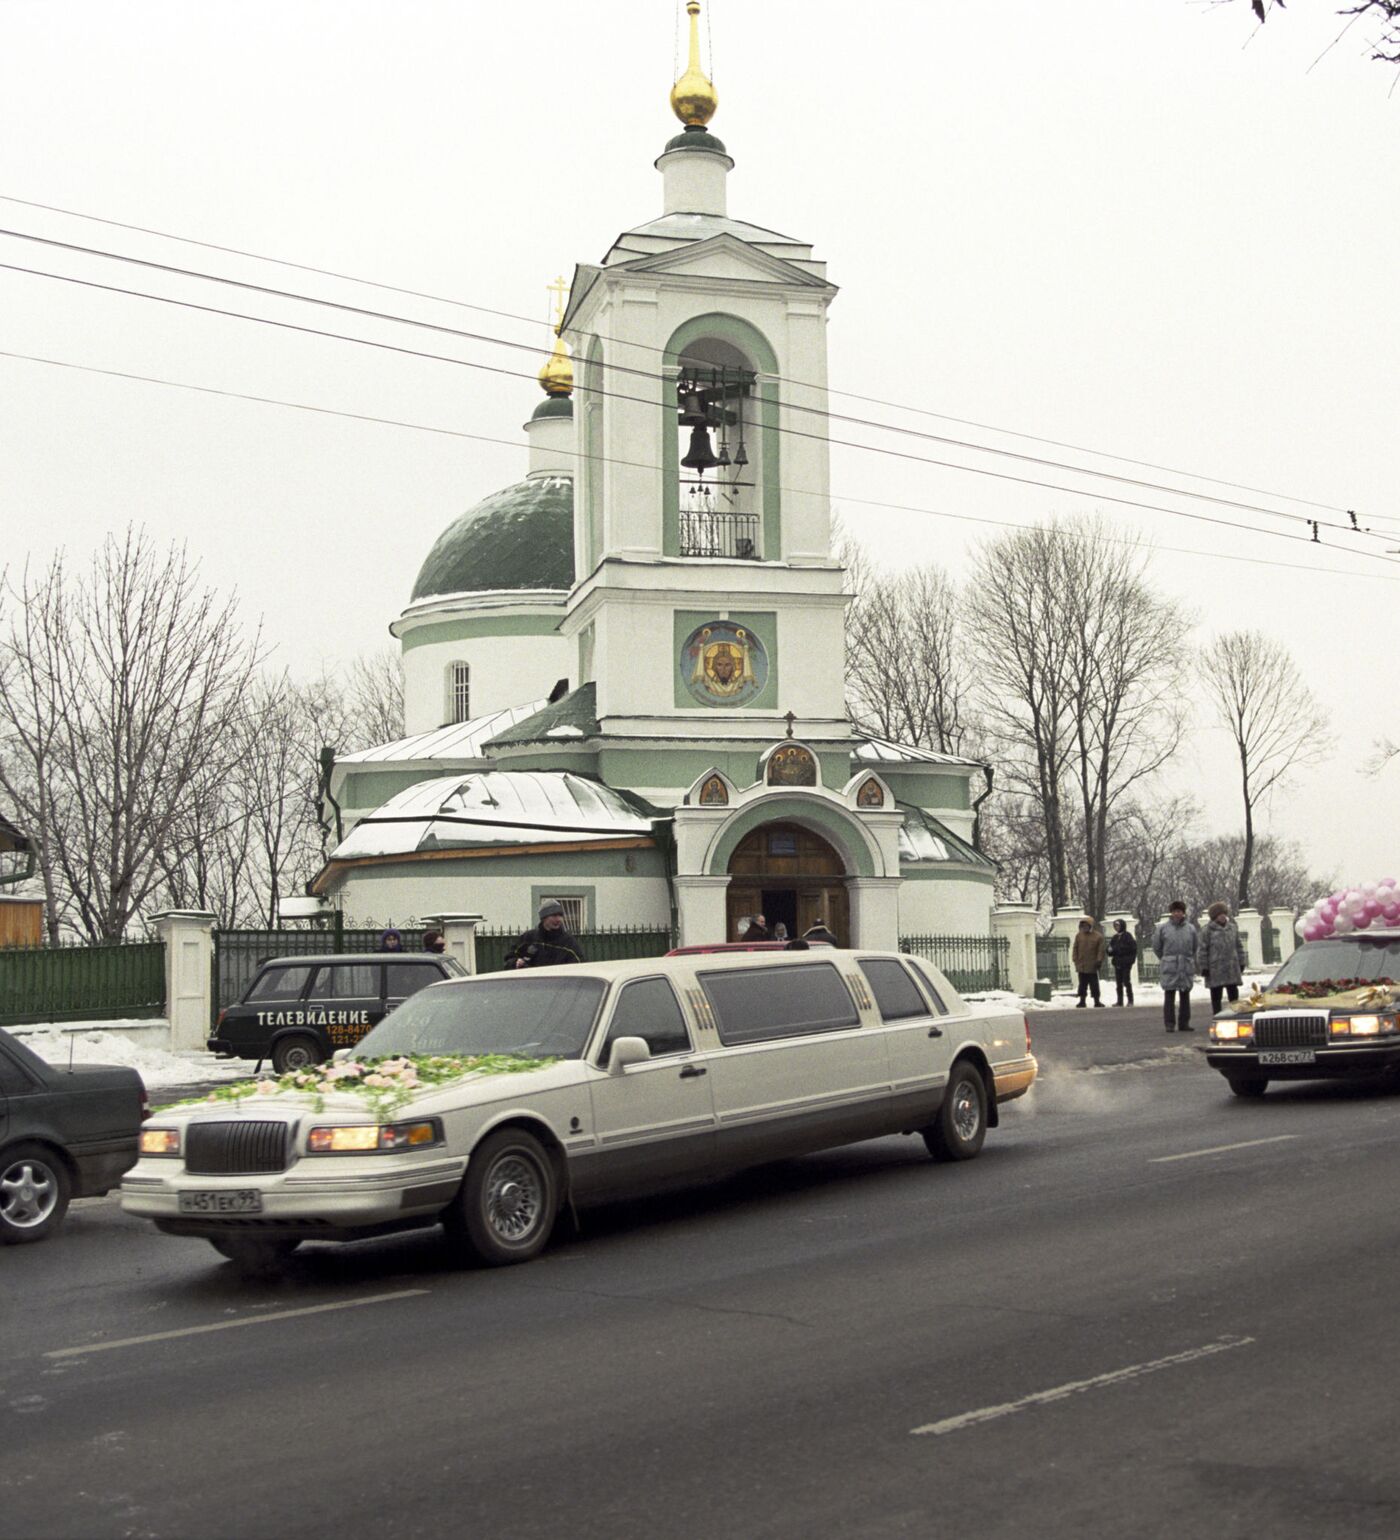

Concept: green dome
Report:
left=530, top=396, right=574, bottom=421
left=663, top=126, right=729, bottom=155
left=411, top=478, right=574, bottom=600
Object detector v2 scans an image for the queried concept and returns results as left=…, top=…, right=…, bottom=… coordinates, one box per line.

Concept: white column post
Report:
left=673, top=876, right=732, bottom=947
left=991, top=904, right=1037, bottom=996
left=1270, top=909, right=1298, bottom=964
left=153, top=910, right=217, bottom=1054
left=1236, top=907, right=1264, bottom=971
left=847, top=877, right=901, bottom=952
left=1049, top=905, right=1082, bottom=943
left=425, top=912, right=484, bottom=975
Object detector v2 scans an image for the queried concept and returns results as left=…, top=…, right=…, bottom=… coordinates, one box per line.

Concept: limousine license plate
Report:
left=178, top=1190, right=263, bottom=1214
left=1258, top=1050, right=1316, bottom=1066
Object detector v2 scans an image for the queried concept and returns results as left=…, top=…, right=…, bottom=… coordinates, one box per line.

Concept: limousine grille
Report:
left=1253, top=1012, right=1329, bottom=1050
left=185, top=1121, right=291, bottom=1175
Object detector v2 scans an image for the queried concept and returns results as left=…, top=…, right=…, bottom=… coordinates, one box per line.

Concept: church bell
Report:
left=681, top=424, right=721, bottom=473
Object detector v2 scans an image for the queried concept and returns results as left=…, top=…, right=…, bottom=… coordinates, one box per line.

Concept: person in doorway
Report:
left=1198, top=902, right=1246, bottom=1014
left=507, top=900, right=586, bottom=968
left=1072, top=917, right=1106, bottom=1007
left=803, top=919, right=838, bottom=945
left=422, top=928, right=446, bottom=954
left=740, top=914, right=771, bottom=942
left=378, top=928, right=404, bottom=952
left=1107, top=919, right=1138, bottom=1007
left=1153, top=901, right=1199, bottom=1032
left=773, top=922, right=789, bottom=942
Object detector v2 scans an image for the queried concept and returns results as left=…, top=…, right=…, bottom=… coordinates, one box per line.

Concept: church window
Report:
left=448, top=663, right=471, bottom=725
left=676, top=339, right=760, bottom=561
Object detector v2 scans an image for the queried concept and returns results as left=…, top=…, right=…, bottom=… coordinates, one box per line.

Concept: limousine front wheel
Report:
left=924, top=1063, right=987, bottom=1163
left=448, top=1128, right=558, bottom=1266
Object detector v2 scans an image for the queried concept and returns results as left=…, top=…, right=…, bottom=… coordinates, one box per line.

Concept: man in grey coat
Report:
left=1198, top=901, right=1247, bottom=1014
left=1153, top=900, right=1200, bottom=1032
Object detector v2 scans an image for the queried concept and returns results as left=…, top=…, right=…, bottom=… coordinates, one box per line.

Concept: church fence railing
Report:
left=901, top=934, right=1010, bottom=995
left=474, top=925, right=677, bottom=975
left=0, top=939, right=166, bottom=1028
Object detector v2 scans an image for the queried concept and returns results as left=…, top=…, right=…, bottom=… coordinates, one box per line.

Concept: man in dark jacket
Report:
left=508, top=900, right=586, bottom=969
left=740, top=914, right=771, bottom=942
left=1107, top=919, right=1138, bottom=1007
left=803, top=919, right=838, bottom=946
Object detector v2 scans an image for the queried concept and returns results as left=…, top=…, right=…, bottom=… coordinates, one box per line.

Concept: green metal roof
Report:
left=411, top=477, right=574, bottom=601
left=486, top=682, right=601, bottom=748
left=898, top=802, right=997, bottom=872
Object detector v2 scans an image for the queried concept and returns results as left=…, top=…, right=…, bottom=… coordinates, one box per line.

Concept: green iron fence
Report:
left=901, top=934, right=1010, bottom=994
left=213, top=922, right=427, bottom=1017
left=0, top=939, right=166, bottom=1028
left=475, top=925, right=676, bottom=974
left=1260, top=917, right=1282, bottom=967
left=1035, top=934, right=1072, bottom=991
left=1135, top=926, right=1161, bottom=984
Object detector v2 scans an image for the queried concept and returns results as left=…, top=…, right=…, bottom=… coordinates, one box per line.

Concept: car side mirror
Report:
left=608, top=1037, right=651, bottom=1074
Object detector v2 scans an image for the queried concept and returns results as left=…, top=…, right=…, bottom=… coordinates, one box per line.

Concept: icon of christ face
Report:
left=709, top=645, right=739, bottom=686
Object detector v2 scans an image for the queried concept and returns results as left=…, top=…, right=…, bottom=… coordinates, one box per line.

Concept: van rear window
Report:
left=699, top=963, right=859, bottom=1046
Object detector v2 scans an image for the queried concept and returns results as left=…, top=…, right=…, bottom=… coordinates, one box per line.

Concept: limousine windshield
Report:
left=354, top=976, right=607, bottom=1060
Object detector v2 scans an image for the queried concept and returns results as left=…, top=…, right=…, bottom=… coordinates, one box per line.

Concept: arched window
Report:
left=676, top=336, right=761, bottom=561
left=445, top=662, right=471, bottom=725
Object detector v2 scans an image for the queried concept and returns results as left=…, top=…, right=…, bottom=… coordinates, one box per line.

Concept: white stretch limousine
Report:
left=123, top=950, right=1037, bottom=1270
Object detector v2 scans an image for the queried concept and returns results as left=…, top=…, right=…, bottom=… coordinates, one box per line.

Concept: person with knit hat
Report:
left=1198, top=901, right=1246, bottom=1013
left=1071, top=916, right=1106, bottom=1007
left=507, top=899, right=586, bottom=969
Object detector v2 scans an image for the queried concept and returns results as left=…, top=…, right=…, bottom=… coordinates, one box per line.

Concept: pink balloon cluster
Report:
left=1297, top=880, right=1400, bottom=942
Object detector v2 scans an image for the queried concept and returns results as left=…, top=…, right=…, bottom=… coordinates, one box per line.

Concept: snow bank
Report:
left=965, top=971, right=1274, bottom=1013
left=16, top=1023, right=247, bottom=1088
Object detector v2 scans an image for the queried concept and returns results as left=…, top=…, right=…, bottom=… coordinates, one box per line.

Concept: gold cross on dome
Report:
left=547, top=274, right=569, bottom=334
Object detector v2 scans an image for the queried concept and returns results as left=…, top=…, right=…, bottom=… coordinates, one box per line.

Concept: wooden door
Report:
left=798, top=886, right=848, bottom=946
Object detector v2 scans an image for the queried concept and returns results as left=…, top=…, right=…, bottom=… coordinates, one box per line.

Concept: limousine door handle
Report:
left=927, top=1026, right=944, bottom=1038
left=678, top=1064, right=708, bottom=1079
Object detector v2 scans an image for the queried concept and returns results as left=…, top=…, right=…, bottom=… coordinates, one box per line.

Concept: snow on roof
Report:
left=333, top=771, right=655, bottom=859
left=855, top=737, right=985, bottom=770
left=337, top=701, right=549, bottom=767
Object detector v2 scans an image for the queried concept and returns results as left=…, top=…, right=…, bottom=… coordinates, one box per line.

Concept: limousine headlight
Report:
left=306, top=1120, right=442, bottom=1154
left=139, top=1127, right=182, bottom=1156
left=1211, top=1018, right=1254, bottom=1041
left=1332, top=1014, right=1382, bottom=1037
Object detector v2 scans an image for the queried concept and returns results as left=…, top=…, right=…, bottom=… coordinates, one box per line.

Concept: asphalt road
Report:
left=6, top=1012, right=1400, bottom=1540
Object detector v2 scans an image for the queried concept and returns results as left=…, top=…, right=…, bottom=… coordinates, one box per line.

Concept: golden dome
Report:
left=670, top=0, right=718, bottom=128
left=538, top=332, right=573, bottom=397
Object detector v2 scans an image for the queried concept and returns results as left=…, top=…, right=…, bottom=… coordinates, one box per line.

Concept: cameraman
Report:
left=508, top=899, right=586, bottom=969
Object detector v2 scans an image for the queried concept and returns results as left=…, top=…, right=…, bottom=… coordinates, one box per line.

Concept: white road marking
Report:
left=45, top=1289, right=429, bottom=1359
left=910, top=1336, right=1254, bottom=1437
left=1150, top=1135, right=1298, bottom=1164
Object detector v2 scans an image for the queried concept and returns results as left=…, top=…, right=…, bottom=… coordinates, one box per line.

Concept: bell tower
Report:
left=555, top=0, right=849, bottom=787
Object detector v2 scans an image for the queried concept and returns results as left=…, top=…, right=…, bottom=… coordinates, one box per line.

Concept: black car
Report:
left=208, top=953, right=465, bottom=1073
left=0, top=1027, right=148, bottom=1244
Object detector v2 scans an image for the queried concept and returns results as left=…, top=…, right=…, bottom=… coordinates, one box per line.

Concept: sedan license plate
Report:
left=1258, top=1050, right=1316, bottom=1066
left=178, top=1190, right=263, bottom=1214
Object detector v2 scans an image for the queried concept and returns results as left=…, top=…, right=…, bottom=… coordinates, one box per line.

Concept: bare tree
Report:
left=845, top=562, right=970, bottom=755
left=1225, top=0, right=1400, bottom=65
left=0, top=530, right=263, bottom=940
left=1200, top=629, right=1328, bottom=908
left=344, top=648, right=405, bottom=748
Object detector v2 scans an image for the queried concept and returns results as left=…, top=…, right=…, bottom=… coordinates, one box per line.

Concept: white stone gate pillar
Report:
left=673, top=876, right=730, bottom=948
left=1236, top=907, right=1264, bottom=971
left=1270, top=909, right=1298, bottom=965
left=153, top=910, right=216, bottom=1054
left=991, top=905, right=1037, bottom=996
left=847, top=877, right=901, bottom=952
left=425, top=912, right=484, bottom=975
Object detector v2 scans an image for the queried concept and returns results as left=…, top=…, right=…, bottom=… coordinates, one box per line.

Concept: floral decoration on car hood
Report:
left=163, top=1053, right=557, bottom=1118
left=1226, top=979, right=1398, bottom=1014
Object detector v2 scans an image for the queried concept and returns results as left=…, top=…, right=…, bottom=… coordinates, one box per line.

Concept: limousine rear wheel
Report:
left=449, top=1127, right=558, bottom=1266
left=924, top=1063, right=987, bottom=1163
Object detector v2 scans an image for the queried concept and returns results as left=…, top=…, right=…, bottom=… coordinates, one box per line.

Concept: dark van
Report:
left=208, top=953, right=464, bottom=1073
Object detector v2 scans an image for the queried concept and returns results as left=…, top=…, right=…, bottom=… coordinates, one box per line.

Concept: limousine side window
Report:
left=599, top=977, right=692, bottom=1062
left=856, top=958, right=932, bottom=1022
left=700, top=963, right=860, bottom=1047
left=906, top=960, right=950, bottom=1014
left=245, top=964, right=315, bottom=1003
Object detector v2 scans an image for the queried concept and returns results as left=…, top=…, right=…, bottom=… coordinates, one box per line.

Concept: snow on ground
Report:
left=965, top=971, right=1275, bottom=1014
left=16, top=1023, right=249, bottom=1087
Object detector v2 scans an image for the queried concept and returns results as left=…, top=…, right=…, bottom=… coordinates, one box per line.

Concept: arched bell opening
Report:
left=675, top=335, right=762, bottom=560
left=725, top=820, right=849, bottom=945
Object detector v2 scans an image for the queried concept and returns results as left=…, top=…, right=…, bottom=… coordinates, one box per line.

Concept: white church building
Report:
left=313, top=3, right=998, bottom=950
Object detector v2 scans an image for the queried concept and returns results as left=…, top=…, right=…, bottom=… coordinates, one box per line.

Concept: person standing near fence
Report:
left=507, top=900, right=586, bottom=968
left=1198, top=901, right=1246, bottom=1014
left=1153, top=901, right=1199, bottom=1032
left=1072, top=917, right=1106, bottom=1008
left=1107, top=919, right=1137, bottom=1007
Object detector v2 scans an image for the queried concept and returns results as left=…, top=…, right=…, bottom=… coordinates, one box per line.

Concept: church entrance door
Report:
left=725, top=822, right=849, bottom=945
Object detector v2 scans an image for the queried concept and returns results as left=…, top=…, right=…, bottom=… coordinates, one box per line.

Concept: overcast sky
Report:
left=2, top=1, right=1398, bottom=897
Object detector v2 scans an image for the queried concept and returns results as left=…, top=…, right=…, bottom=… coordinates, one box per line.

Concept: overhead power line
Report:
left=3, top=253, right=1395, bottom=570
left=5, top=345, right=1398, bottom=590
left=0, top=196, right=1379, bottom=532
